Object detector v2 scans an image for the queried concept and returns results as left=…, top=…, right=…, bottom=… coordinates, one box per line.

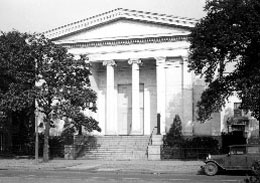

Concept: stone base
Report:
left=147, top=145, right=161, bottom=160
left=148, top=154, right=161, bottom=160
left=152, top=135, right=163, bottom=145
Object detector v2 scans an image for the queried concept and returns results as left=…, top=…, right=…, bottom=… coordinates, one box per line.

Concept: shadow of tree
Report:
left=74, top=135, right=100, bottom=159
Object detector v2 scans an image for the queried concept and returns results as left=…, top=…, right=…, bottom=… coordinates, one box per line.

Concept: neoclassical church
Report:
left=44, top=8, right=222, bottom=138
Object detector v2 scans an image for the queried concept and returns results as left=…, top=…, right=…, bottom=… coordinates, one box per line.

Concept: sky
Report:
left=0, top=0, right=206, bottom=33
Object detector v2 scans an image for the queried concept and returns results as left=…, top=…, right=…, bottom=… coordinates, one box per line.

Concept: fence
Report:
left=0, top=145, right=64, bottom=158
left=161, top=146, right=219, bottom=160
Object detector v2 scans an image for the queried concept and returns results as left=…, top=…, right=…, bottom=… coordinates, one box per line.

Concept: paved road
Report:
left=0, top=169, right=246, bottom=183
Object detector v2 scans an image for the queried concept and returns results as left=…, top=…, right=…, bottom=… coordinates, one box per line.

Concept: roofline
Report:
left=43, top=8, right=198, bottom=40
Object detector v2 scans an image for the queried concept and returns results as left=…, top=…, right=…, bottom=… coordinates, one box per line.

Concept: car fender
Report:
left=204, top=160, right=225, bottom=170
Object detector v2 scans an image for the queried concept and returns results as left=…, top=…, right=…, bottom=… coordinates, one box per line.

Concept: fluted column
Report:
left=128, top=58, right=142, bottom=135
left=156, top=57, right=166, bottom=135
left=103, top=60, right=116, bottom=135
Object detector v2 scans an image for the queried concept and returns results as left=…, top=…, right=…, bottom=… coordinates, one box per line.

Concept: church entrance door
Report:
left=117, top=84, right=144, bottom=135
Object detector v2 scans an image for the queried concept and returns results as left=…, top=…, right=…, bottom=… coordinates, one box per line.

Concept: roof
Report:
left=229, top=144, right=260, bottom=148
left=43, top=8, right=198, bottom=40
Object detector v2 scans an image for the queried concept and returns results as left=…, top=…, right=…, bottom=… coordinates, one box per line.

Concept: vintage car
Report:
left=203, top=145, right=260, bottom=176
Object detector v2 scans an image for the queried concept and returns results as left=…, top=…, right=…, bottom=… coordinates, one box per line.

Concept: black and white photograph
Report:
left=0, top=0, right=260, bottom=182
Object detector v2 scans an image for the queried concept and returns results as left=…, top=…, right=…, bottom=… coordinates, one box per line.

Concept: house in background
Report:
left=43, top=9, right=257, bottom=159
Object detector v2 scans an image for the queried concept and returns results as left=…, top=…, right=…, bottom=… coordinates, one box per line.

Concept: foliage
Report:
left=0, top=31, right=35, bottom=156
left=163, top=114, right=183, bottom=147
left=0, top=31, right=35, bottom=119
left=162, top=136, right=220, bottom=159
left=183, top=137, right=219, bottom=150
left=29, top=34, right=101, bottom=161
left=0, top=31, right=101, bottom=161
left=38, top=134, right=65, bottom=158
left=244, top=161, right=260, bottom=183
left=11, top=110, right=35, bottom=155
left=221, top=132, right=246, bottom=153
left=188, top=0, right=260, bottom=122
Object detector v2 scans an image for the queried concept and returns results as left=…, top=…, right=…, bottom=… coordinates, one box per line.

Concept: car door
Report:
left=229, top=154, right=247, bottom=170
left=228, top=146, right=247, bottom=170
left=246, top=146, right=260, bottom=169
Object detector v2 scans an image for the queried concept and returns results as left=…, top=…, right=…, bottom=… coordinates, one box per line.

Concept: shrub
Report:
left=244, top=161, right=260, bottom=183
left=183, top=136, right=219, bottom=154
left=163, top=114, right=184, bottom=147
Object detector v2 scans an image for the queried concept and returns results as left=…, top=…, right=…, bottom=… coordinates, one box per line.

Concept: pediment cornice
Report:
left=43, top=8, right=198, bottom=40
left=56, top=34, right=188, bottom=48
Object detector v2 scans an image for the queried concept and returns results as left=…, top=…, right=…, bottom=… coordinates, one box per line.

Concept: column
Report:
left=181, top=56, right=194, bottom=136
left=156, top=57, right=166, bottom=135
left=103, top=60, right=116, bottom=135
left=128, top=58, right=142, bottom=135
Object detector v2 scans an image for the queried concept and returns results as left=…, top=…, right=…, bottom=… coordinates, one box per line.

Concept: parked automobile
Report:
left=202, top=145, right=260, bottom=176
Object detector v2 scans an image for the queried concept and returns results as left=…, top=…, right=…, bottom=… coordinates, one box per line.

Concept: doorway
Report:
left=117, top=84, right=144, bottom=135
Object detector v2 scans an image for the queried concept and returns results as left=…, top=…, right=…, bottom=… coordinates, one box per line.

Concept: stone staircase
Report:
left=74, top=135, right=150, bottom=160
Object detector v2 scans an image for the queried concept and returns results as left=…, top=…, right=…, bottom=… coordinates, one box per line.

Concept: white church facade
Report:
left=44, top=8, right=223, bottom=137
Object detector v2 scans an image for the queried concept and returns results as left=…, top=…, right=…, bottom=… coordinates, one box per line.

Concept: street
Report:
left=0, top=169, right=246, bottom=183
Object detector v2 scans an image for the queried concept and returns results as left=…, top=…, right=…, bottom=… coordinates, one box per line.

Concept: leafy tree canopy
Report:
left=188, top=0, right=260, bottom=122
left=0, top=31, right=101, bottom=161
left=0, top=31, right=35, bottom=119
left=29, top=34, right=101, bottom=161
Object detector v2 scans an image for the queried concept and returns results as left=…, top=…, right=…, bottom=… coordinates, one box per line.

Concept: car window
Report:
left=230, top=147, right=246, bottom=155
left=247, top=146, right=260, bottom=154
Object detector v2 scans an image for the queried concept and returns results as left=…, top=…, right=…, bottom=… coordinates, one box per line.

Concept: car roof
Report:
left=229, top=144, right=260, bottom=148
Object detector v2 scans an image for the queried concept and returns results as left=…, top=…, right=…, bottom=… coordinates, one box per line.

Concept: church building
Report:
left=44, top=8, right=222, bottom=139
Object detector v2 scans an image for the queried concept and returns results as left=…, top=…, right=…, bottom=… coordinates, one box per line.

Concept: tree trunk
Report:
left=43, top=117, right=50, bottom=162
left=34, top=109, right=39, bottom=163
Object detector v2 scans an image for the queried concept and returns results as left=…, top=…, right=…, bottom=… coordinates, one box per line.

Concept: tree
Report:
left=0, top=31, right=101, bottom=161
left=0, top=31, right=35, bottom=151
left=188, top=0, right=260, bottom=131
left=244, top=161, right=260, bottom=183
left=164, top=114, right=183, bottom=147
left=0, top=31, right=35, bottom=117
left=29, top=35, right=101, bottom=162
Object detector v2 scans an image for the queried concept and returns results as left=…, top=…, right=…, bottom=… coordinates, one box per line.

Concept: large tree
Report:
left=0, top=31, right=35, bottom=117
left=0, top=31, right=101, bottom=161
left=188, top=0, right=260, bottom=130
left=29, top=35, right=101, bottom=162
left=0, top=31, right=35, bottom=150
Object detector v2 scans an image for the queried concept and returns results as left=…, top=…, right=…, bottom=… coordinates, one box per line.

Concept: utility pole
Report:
left=35, top=107, right=39, bottom=164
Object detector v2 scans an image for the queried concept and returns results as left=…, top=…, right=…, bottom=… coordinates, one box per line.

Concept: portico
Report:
left=85, top=55, right=188, bottom=136
left=100, top=57, right=169, bottom=135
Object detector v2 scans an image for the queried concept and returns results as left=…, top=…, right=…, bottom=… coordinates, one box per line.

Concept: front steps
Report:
left=73, top=136, right=150, bottom=160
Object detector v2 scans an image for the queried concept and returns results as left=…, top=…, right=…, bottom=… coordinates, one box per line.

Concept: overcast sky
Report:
left=0, top=0, right=206, bottom=33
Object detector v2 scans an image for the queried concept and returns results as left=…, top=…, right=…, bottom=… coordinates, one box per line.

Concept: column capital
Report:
left=155, top=57, right=166, bottom=66
left=102, top=60, right=116, bottom=66
left=181, top=56, right=189, bottom=62
left=128, top=58, right=142, bottom=65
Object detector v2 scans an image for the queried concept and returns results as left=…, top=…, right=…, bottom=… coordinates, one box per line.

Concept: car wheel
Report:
left=204, top=162, right=218, bottom=176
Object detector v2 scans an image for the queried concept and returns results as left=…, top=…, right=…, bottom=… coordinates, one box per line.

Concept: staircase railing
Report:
left=146, top=126, right=157, bottom=157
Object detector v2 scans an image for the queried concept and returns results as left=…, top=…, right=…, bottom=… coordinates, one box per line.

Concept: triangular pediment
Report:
left=44, top=8, right=197, bottom=41
left=54, top=19, right=190, bottom=43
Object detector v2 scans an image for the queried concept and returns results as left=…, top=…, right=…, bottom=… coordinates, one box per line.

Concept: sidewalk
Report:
left=0, top=159, right=204, bottom=174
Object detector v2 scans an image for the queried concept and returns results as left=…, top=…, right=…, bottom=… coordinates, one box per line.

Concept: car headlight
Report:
left=206, top=154, right=211, bottom=160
